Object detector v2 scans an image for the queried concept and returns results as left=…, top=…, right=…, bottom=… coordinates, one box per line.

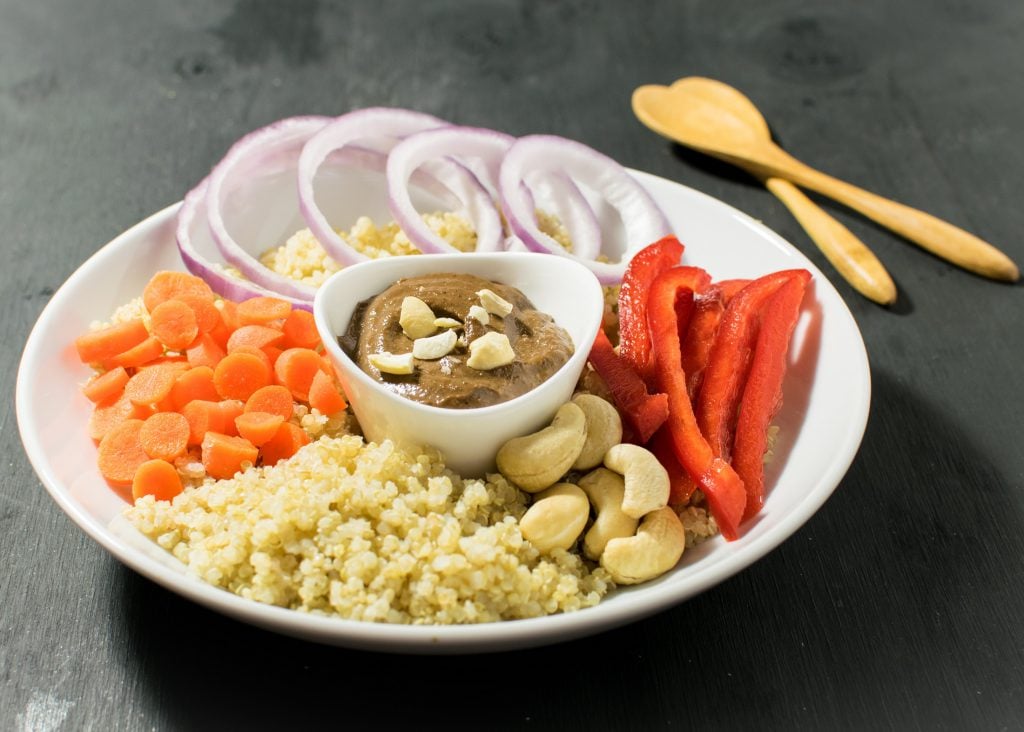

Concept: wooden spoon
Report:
left=634, top=78, right=895, bottom=304
left=632, top=77, right=1019, bottom=283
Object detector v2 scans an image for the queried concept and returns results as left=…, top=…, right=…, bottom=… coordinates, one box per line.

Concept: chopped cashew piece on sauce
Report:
left=412, top=330, right=458, bottom=360
left=368, top=351, right=416, bottom=375
left=467, top=304, right=490, bottom=325
left=477, top=288, right=514, bottom=317
left=467, top=331, right=515, bottom=370
left=433, top=317, right=462, bottom=330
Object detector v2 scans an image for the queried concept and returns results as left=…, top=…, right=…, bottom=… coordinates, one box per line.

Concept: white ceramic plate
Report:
left=16, top=170, right=870, bottom=654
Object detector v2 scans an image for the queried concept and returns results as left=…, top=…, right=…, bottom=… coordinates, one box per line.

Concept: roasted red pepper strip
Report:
left=586, top=328, right=668, bottom=443
left=696, top=270, right=805, bottom=461
left=649, top=266, right=745, bottom=539
left=617, top=236, right=685, bottom=381
left=733, top=270, right=811, bottom=520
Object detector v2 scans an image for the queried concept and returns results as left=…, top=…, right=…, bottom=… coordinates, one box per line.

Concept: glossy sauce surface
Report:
left=340, top=273, right=573, bottom=408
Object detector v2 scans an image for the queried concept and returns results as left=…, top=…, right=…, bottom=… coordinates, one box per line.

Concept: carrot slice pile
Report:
left=75, top=270, right=350, bottom=503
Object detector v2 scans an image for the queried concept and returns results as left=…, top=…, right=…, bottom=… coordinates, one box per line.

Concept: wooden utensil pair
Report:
left=632, top=77, right=1019, bottom=305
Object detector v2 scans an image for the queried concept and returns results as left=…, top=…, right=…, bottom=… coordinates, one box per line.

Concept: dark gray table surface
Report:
left=3, top=1, right=1023, bottom=729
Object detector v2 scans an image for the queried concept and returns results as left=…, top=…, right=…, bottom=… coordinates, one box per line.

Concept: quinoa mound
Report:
left=125, top=435, right=613, bottom=624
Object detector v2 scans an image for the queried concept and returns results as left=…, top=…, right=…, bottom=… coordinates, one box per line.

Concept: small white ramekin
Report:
left=314, top=252, right=604, bottom=476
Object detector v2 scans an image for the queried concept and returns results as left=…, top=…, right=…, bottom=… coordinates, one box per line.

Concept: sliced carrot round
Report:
left=213, top=351, right=273, bottom=401
left=176, top=293, right=222, bottom=334
left=124, top=364, right=178, bottom=407
left=280, top=309, right=321, bottom=350
left=74, top=319, right=149, bottom=364
left=132, top=459, right=184, bottom=502
left=143, top=271, right=214, bottom=313
left=139, top=411, right=190, bottom=461
left=244, top=384, right=295, bottom=421
left=88, top=391, right=148, bottom=442
left=150, top=299, right=199, bottom=351
left=235, top=411, right=286, bottom=447
left=274, top=347, right=327, bottom=401
left=229, top=345, right=272, bottom=371
left=226, top=324, right=285, bottom=353
left=97, top=418, right=149, bottom=487
left=107, top=335, right=165, bottom=370
left=237, top=296, right=292, bottom=325
left=170, top=366, right=219, bottom=410
left=82, top=366, right=129, bottom=404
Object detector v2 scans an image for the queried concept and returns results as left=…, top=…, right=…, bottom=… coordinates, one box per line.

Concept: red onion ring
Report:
left=176, top=179, right=313, bottom=310
left=499, top=134, right=673, bottom=284
left=204, top=116, right=331, bottom=301
left=297, top=108, right=449, bottom=265
left=386, top=126, right=512, bottom=253
left=521, top=170, right=602, bottom=261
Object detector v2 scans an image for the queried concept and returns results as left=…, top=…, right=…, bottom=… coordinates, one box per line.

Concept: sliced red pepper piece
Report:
left=586, top=328, right=668, bottom=443
left=714, top=279, right=754, bottom=302
left=617, top=236, right=685, bottom=381
left=733, top=270, right=811, bottom=520
left=696, top=270, right=806, bottom=462
left=681, top=289, right=725, bottom=400
left=648, top=266, right=745, bottom=540
left=680, top=278, right=751, bottom=400
left=649, top=418, right=699, bottom=506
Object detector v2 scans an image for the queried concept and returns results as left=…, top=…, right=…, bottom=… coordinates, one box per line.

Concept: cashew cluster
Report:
left=495, top=393, right=686, bottom=585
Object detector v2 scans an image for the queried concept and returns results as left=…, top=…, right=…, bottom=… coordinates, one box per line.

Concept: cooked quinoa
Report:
left=259, top=213, right=477, bottom=287
left=126, top=436, right=614, bottom=623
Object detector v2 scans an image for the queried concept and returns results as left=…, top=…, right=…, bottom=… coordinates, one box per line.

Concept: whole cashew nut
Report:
left=571, top=394, right=623, bottom=471
left=519, top=483, right=590, bottom=554
left=600, top=506, right=686, bottom=584
left=496, top=402, right=587, bottom=492
left=603, top=443, right=670, bottom=519
left=577, top=468, right=638, bottom=560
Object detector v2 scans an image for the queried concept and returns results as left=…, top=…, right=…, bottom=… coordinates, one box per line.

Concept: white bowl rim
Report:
left=312, top=250, right=605, bottom=418
left=14, top=168, right=871, bottom=654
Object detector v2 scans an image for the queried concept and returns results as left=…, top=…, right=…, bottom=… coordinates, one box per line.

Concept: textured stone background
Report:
left=3, top=1, right=1022, bottom=728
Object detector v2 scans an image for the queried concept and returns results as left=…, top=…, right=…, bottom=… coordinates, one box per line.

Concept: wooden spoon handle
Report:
left=757, top=151, right=1019, bottom=281
left=764, top=177, right=897, bottom=305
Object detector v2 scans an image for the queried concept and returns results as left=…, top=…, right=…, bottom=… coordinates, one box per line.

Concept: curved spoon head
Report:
left=632, top=77, right=774, bottom=158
